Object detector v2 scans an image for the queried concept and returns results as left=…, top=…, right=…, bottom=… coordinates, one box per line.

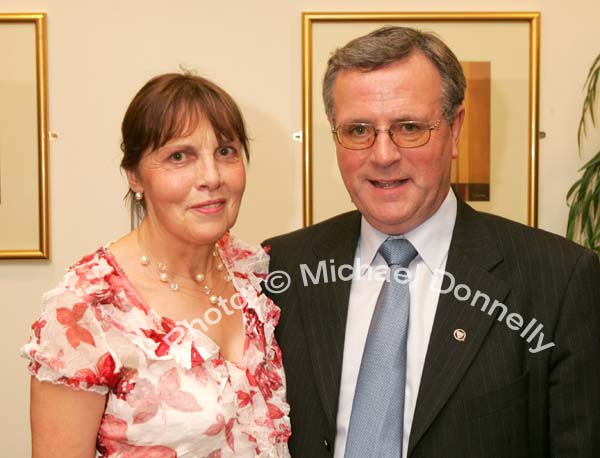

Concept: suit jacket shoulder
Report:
left=263, top=210, right=362, bottom=267
left=453, top=202, right=598, bottom=291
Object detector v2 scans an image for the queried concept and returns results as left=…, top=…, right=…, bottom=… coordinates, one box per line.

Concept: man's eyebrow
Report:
left=340, top=115, right=423, bottom=124
left=391, top=115, right=425, bottom=123
left=341, top=118, right=373, bottom=124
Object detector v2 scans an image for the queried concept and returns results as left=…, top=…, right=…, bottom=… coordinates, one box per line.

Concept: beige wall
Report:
left=1, top=0, right=599, bottom=455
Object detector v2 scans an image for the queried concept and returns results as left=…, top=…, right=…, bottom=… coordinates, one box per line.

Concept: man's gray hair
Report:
left=323, top=26, right=466, bottom=123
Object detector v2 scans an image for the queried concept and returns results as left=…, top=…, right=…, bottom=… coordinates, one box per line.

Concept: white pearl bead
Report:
left=195, top=273, right=205, bottom=282
left=140, top=255, right=150, bottom=266
left=209, top=295, right=218, bottom=304
left=202, top=286, right=210, bottom=294
left=224, top=274, right=231, bottom=281
left=159, top=272, right=169, bottom=282
left=170, top=282, right=180, bottom=292
left=157, top=262, right=167, bottom=272
left=216, top=263, right=224, bottom=272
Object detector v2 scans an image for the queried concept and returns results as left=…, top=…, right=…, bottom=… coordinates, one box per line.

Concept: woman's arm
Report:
left=31, top=378, right=106, bottom=458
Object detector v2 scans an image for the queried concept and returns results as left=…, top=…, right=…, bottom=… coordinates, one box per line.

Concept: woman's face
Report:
left=128, top=115, right=246, bottom=247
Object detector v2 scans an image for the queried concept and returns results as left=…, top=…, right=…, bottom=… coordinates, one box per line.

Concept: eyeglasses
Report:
left=332, top=120, right=441, bottom=150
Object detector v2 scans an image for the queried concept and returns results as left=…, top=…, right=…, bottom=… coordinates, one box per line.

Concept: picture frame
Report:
left=0, top=13, right=49, bottom=259
left=301, top=12, right=540, bottom=227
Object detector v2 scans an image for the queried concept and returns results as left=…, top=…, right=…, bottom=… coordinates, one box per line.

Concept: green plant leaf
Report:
left=569, top=55, right=600, bottom=257
left=578, top=150, right=600, bottom=171
left=577, top=54, right=600, bottom=153
left=567, top=177, right=583, bottom=200
left=566, top=201, right=579, bottom=240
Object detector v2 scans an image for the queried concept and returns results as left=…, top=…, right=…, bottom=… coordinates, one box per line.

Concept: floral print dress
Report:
left=21, top=233, right=291, bottom=458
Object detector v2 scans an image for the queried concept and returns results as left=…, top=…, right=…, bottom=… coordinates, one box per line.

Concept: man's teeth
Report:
left=373, top=180, right=405, bottom=189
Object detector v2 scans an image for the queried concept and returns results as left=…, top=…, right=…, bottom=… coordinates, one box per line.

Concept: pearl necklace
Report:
left=139, top=244, right=232, bottom=304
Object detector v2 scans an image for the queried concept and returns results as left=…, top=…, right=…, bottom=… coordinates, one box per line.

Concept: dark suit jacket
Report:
left=263, top=200, right=600, bottom=458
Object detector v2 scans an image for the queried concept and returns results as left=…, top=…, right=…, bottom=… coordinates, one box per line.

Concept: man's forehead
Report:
left=331, top=55, right=443, bottom=121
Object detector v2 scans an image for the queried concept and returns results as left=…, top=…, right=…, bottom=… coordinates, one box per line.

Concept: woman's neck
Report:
left=136, top=219, right=219, bottom=279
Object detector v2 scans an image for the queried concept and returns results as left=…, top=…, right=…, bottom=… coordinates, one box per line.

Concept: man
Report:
left=264, top=26, right=600, bottom=458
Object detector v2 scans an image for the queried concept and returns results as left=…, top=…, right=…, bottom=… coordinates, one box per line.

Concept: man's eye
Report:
left=396, top=122, right=425, bottom=134
left=347, top=125, right=371, bottom=137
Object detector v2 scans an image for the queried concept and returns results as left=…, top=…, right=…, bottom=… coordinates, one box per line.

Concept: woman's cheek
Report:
left=164, top=167, right=198, bottom=199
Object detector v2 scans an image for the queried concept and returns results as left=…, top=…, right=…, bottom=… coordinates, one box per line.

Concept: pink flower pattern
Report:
left=21, top=233, right=291, bottom=457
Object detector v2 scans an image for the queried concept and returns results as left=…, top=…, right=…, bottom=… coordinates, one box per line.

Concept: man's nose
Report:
left=370, top=130, right=401, bottom=167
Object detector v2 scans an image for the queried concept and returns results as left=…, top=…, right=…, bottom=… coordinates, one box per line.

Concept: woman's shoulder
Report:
left=22, top=246, right=127, bottom=393
left=218, top=233, right=269, bottom=278
left=69, top=245, right=114, bottom=278
left=45, top=246, right=112, bottom=300
left=46, top=245, right=148, bottom=315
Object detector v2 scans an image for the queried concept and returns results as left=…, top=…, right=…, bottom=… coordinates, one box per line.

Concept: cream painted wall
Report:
left=1, top=0, right=599, bottom=455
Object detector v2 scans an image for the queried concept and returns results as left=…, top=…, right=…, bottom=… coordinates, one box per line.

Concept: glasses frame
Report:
left=331, top=119, right=442, bottom=150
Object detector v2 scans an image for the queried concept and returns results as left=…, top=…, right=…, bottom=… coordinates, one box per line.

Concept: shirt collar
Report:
left=358, top=189, right=457, bottom=272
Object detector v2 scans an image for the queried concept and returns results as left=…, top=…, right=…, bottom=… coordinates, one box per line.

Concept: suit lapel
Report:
left=408, top=201, right=510, bottom=455
left=299, top=211, right=361, bottom=427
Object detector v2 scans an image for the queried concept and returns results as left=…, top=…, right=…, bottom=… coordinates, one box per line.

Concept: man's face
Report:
left=331, top=51, right=464, bottom=235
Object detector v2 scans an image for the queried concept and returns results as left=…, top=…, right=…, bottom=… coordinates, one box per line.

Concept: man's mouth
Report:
left=369, top=179, right=410, bottom=189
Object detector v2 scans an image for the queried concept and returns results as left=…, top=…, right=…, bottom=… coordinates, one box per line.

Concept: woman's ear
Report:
left=126, top=168, right=143, bottom=193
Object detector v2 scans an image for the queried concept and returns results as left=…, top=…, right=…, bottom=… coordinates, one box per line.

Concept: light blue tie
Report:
left=345, top=238, right=418, bottom=458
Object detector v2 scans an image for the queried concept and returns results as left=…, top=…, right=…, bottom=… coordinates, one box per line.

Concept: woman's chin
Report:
left=187, top=222, right=234, bottom=246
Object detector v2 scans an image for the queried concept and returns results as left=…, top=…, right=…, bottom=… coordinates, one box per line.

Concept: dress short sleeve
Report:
left=21, top=256, right=121, bottom=395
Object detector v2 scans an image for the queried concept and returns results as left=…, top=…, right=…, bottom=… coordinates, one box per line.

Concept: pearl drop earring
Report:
left=134, top=191, right=143, bottom=201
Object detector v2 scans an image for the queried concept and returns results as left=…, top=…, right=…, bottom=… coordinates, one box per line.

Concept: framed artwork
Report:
left=301, top=12, right=540, bottom=227
left=0, top=13, right=49, bottom=259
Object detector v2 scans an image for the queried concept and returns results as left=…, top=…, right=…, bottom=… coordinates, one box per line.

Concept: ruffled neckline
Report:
left=80, top=232, right=271, bottom=370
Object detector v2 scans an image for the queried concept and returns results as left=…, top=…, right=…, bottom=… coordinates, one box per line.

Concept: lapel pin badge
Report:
left=453, top=328, right=466, bottom=342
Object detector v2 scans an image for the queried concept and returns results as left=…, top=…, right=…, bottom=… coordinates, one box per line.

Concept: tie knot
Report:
left=378, top=238, right=418, bottom=267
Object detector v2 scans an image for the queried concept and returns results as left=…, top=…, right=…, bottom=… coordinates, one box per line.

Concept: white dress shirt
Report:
left=334, top=190, right=457, bottom=458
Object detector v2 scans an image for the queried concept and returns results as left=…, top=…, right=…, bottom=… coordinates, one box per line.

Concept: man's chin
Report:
left=362, top=212, right=417, bottom=236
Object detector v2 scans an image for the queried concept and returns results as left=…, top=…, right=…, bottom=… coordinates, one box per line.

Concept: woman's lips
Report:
left=191, top=199, right=226, bottom=215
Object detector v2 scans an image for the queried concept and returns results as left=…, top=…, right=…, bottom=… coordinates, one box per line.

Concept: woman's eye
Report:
left=169, top=151, right=186, bottom=162
left=217, top=146, right=239, bottom=158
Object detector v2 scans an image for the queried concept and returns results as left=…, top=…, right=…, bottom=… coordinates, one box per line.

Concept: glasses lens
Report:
left=390, top=122, right=430, bottom=148
left=338, top=124, right=375, bottom=149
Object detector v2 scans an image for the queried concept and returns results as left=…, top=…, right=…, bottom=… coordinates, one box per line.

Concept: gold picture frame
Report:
left=302, top=12, right=540, bottom=227
left=0, top=13, right=49, bottom=259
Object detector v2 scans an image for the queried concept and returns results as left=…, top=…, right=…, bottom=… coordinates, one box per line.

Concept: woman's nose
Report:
left=195, top=156, right=222, bottom=190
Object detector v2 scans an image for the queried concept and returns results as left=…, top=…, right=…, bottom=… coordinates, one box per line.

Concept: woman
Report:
left=21, top=73, right=291, bottom=457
